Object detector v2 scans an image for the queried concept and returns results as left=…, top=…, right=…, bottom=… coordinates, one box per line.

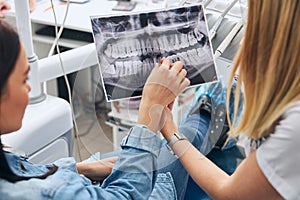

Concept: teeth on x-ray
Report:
left=104, top=64, right=117, bottom=76
left=197, top=46, right=213, bottom=61
left=152, top=39, right=160, bottom=52
left=187, top=49, right=199, bottom=65
left=101, top=28, right=213, bottom=80
left=188, top=31, right=198, bottom=46
left=180, top=34, right=189, bottom=48
left=194, top=28, right=204, bottom=42
left=146, top=39, right=152, bottom=53
left=102, top=30, right=212, bottom=76
left=103, top=31, right=207, bottom=60
left=92, top=4, right=217, bottom=100
left=162, top=35, right=171, bottom=52
left=123, top=61, right=132, bottom=76
left=115, top=62, right=124, bottom=76
left=104, top=44, right=112, bottom=58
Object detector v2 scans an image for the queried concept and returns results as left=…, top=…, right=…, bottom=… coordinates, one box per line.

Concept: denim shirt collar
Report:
left=4, top=152, right=54, bottom=177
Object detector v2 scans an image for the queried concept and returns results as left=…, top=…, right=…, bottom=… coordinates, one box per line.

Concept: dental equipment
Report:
left=214, top=19, right=243, bottom=58
left=14, top=0, right=44, bottom=103
left=209, top=0, right=238, bottom=40
left=38, top=43, right=97, bottom=83
left=178, top=0, right=211, bottom=7
left=178, top=0, right=187, bottom=6
left=13, top=1, right=98, bottom=101
left=203, top=0, right=212, bottom=8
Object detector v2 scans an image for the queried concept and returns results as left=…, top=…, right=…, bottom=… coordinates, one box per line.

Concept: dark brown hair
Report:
left=0, top=20, right=58, bottom=183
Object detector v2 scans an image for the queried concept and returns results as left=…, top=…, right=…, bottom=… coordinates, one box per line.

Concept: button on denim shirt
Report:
left=0, top=126, right=176, bottom=200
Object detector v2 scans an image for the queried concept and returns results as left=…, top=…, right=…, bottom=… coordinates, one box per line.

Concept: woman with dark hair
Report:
left=0, top=20, right=191, bottom=199
left=0, top=20, right=60, bottom=184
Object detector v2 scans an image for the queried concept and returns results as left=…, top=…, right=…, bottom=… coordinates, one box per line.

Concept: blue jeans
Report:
left=97, top=114, right=245, bottom=199
left=157, top=113, right=245, bottom=200
left=157, top=113, right=212, bottom=200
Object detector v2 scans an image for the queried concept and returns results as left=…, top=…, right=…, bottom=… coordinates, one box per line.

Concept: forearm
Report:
left=76, top=162, right=90, bottom=175
left=76, top=161, right=112, bottom=181
left=76, top=162, right=99, bottom=175
left=173, top=139, right=231, bottom=199
left=138, top=101, right=164, bottom=133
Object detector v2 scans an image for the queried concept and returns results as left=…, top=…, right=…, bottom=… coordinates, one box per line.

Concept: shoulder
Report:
left=0, top=164, right=92, bottom=199
left=280, top=101, right=300, bottom=132
left=0, top=155, right=93, bottom=200
left=258, top=101, right=300, bottom=153
left=273, top=101, right=300, bottom=144
left=0, top=178, right=43, bottom=199
left=256, top=101, right=300, bottom=199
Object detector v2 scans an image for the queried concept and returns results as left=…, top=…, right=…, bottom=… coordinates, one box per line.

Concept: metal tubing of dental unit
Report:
left=203, top=0, right=213, bottom=8
left=209, top=0, right=238, bottom=39
left=14, top=0, right=44, bottom=103
left=38, top=43, right=98, bottom=83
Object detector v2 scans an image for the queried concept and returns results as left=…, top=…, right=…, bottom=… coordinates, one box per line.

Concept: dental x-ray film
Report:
left=91, top=4, right=217, bottom=101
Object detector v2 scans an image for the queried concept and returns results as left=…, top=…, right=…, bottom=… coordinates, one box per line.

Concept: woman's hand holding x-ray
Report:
left=138, top=58, right=190, bottom=133
left=0, top=0, right=10, bottom=18
left=0, top=0, right=36, bottom=18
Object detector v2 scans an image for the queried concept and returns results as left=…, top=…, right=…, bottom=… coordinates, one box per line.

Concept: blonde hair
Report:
left=227, top=0, right=300, bottom=139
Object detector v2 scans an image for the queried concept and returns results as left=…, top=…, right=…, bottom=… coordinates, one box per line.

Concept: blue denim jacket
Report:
left=0, top=126, right=176, bottom=200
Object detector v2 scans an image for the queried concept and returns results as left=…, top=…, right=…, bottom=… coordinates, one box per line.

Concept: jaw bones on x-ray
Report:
left=91, top=4, right=218, bottom=101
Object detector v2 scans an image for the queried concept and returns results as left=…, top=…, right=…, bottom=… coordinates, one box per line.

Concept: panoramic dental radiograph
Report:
left=91, top=4, right=217, bottom=101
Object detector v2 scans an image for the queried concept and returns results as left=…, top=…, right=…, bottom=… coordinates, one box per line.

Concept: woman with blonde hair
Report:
left=161, top=0, right=300, bottom=199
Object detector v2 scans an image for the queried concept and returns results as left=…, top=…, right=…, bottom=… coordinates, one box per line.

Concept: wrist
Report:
left=161, top=122, right=178, bottom=140
left=138, top=103, right=164, bottom=133
left=161, top=127, right=178, bottom=141
left=166, top=132, right=189, bottom=155
left=76, top=162, right=89, bottom=175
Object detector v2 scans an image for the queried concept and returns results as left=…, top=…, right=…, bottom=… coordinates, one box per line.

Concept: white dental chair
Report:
left=2, top=95, right=73, bottom=164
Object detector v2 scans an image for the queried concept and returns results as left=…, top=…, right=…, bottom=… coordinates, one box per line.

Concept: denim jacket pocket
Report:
left=149, top=172, right=177, bottom=200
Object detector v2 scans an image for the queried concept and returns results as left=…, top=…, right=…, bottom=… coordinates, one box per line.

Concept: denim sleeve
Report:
left=100, top=125, right=162, bottom=198
left=53, top=125, right=162, bottom=200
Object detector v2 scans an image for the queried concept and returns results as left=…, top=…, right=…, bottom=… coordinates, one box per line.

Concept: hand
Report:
left=76, top=156, right=118, bottom=182
left=0, top=0, right=35, bottom=18
left=138, top=58, right=190, bottom=132
left=161, top=101, right=179, bottom=141
left=29, top=0, right=36, bottom=12
left=0, top=0, right=10, bottom=18
left=142, top=58, right=190, bottom=106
